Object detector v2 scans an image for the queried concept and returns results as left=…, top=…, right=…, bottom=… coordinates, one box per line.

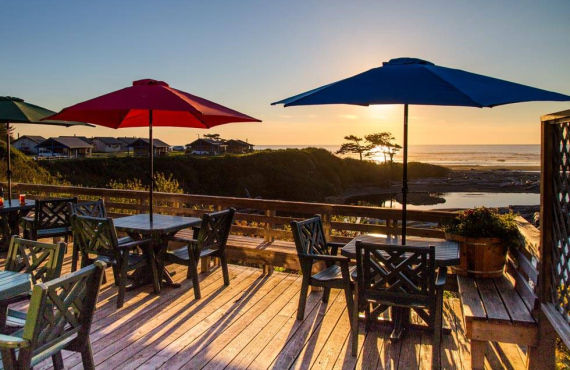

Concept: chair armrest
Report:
left=169, top=236, right=198, bottom=245
left=0, top=334, right=29, bottom=349
left=118, top=238, right=152, bottom=250
left=327, top=242, right=346, bottom=255
left=20, top=216, right=34, bottom=227
left=306, top=254, right=350, bottom=265
left=436, top=268, right=448, bottom=288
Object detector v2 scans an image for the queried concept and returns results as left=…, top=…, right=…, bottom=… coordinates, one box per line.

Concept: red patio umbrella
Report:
left=45, top=79, right=261, bottom=221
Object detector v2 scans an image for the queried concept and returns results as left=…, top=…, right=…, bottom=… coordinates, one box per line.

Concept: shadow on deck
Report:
left=13, top=252, right=529, bottom=370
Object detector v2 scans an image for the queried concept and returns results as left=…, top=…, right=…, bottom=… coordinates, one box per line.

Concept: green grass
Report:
left=37, top=148, right=450, bottom=201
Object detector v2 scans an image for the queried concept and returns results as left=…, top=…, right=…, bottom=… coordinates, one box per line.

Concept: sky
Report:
left=1, top=0, right=569, bottom=146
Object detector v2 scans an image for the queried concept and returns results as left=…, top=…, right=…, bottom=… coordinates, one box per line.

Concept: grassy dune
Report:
left=37, top=148, right=449, bottom=201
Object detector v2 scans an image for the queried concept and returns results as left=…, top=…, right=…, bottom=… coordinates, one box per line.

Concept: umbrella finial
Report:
left=133, top=79, right=169, bottom=87
left=383, top=58, right=434, bottom=66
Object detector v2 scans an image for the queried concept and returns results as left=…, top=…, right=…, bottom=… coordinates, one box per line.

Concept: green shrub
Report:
left=39, top=148, right=450, bottom=201
left=443, top=207, right=520, bottom=245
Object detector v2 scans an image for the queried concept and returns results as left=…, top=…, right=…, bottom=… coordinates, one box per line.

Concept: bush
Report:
left=39, top=148, right=450, bottom=201
left=443, top=207, right=520, bottom=245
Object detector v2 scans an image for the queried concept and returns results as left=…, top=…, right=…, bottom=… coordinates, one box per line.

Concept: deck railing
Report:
left=7, top=182, right=456, bottom=243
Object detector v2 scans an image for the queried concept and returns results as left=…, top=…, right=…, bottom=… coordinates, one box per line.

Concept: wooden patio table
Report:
left=0, top=199, right=35, bottom=251
left=0, top=271, right=31, bottom=301
left=341, top=234, right=459, bottom=340
left=113, top=213, right=201, bottom=293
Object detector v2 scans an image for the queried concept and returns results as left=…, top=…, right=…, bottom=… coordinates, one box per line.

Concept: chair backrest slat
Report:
left=69, top=199, right=107, bottom=218
left=22, top=262, right=105, bottom=358
left=356, top=241, right=436, bottom=302
left=70, top=214, right=120, bottom=261
left=5, top=237, right=65, bottom=284
left=35, top=197, right=77, bottom=230
left=290, top=216, right=329, bottom=257
left=197, top=208, right=235, bottom=252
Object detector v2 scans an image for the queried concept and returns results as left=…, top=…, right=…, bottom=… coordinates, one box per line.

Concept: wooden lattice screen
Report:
left=541, top=109, right=570, bottom=347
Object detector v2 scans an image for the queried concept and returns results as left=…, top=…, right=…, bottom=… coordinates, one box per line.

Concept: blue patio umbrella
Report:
left=272, top=57, right=570, bottom=243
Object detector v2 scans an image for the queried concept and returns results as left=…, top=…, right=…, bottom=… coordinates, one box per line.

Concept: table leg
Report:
left=155, top=234, right=180, bottom=289
left=390, top=307, right=409, bottom=340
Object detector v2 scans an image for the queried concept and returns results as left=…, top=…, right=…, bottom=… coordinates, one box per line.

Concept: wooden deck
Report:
left=19, top=253, right=530, bottom=370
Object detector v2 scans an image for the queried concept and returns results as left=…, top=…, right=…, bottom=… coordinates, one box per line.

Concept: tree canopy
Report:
left=337, top=132, right=401, bottom=162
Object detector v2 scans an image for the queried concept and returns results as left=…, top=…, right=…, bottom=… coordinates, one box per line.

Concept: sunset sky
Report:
left=1, top=1, right=569, bottom=146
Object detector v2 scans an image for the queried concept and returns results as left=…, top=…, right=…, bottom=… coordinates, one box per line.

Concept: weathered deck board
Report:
left=10, top=249, right=528, bottom=370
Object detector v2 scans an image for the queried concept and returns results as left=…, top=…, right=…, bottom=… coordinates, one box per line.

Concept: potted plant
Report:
left=443, top=207, right=520, bottom=277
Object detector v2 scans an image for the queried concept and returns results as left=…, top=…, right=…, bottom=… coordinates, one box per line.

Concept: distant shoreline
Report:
left=447, top=165, right=540, bottom=171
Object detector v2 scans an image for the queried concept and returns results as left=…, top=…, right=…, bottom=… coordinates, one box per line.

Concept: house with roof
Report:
left=226, top=139, right=254, bottom=154
left=92, top=137, right=123, bottom=153
left=128, top=138, right=170, bottom=157
left=11, top=135, right=46, bottom=155
left=35, top=137, right=93, bottom=158
left=116, top=137, right=138, bottom=153
left=185, top=138, right=227, bottom=155
left=59, top=136, right=93, bottom=145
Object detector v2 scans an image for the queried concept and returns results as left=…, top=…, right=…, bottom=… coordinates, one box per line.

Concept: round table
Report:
left=341, top=234, right=460, bottom=267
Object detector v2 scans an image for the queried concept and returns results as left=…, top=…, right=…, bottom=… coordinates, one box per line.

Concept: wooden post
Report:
left=539, top=119, right=554, bottom=307
left=264, top=209, right=275, bottom=243
left=535, top=118, right=557, bottom=369
left=321, top=212, right=332, bottom=240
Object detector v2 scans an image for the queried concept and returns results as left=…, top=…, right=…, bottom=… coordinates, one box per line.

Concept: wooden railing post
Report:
left=264, top=209, right=275, bottom=242
left=321, top=212, right=332, bottom=240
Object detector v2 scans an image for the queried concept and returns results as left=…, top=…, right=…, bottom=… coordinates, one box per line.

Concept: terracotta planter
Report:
left=445, top=233, right=507, bottom=278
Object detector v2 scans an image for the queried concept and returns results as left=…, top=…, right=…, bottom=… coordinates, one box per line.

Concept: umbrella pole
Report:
left=401, top=104, right=408, bottom=245
left=6, top=123, right=11, bottom=203
left=149, top=110, right=153, bottom=223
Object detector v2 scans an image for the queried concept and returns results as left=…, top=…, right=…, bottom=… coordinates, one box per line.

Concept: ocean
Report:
left=255, top=144, right=541, bottom=208
left=255, top=144, right=540, bottom=168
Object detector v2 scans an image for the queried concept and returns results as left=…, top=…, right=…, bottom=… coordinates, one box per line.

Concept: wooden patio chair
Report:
left=70, top=214, right=156, bottom=308
left=0, top=237, right=66, bottom=332
left=168, top=208, right=235, bottom=300
left=21, top=197, right=77, bottom=243
left=351, top=240, right=446, bottom=369
left=68, top=200, right=107, bottom=272
left=0, top=261, right=106, bottom=370
left=290, top=216, right=354, bottom=321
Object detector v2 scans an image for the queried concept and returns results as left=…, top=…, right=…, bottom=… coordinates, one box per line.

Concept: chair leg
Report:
left=432, top=291, right=444, bottom=370
left=1, top=348, right=17, bottom=369
left=322, top=287, right=331, bottom=303
left=116, top=255, right=128, bottom=308
left=80, top=341, right=96, bottom=370
left=297, top=277, right=310, bottom=320
left=0, top=303, right=7, bottom=334
left=71, top=243, right=79, bottom=272
left=52, top=351, right=64, bottom=370
left=188, top=254, right=201, bottom=299
left=220, top=252, right=230, bottom=286
left=343, top=282, right=354, bottom=329
left=351, top=285, right=360, bottom=356
left=471, top=340, right=486, bottom=370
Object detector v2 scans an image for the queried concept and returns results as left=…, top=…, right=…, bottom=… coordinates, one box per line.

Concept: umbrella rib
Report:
left=424, top=67, right=484, bottom=108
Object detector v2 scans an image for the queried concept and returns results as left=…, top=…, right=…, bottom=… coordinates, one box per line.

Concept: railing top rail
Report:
left=9, top=182, right=457, bottom=221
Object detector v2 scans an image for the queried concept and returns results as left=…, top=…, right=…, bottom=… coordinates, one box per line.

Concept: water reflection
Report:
left=347, top=192, right=539, bottom=210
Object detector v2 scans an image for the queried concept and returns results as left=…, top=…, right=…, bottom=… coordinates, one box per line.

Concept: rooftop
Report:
left=129, top=138, right=170, bottom=148
left=93, top=137, right=123, bottom=145
left=36, top=136, right=93, bottom=149
left=12, top=135, right=46, bottom=144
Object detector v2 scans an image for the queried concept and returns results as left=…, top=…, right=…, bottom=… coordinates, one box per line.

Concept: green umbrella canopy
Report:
left=0, top=96, right=93, bottom=126
left=0, top=96, right=93, bottom=201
